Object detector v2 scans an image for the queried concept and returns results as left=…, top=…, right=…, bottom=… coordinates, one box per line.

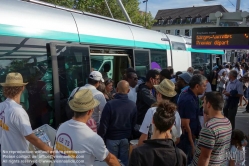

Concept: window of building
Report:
left=175, top=29, right=180, bottom=36
left=184, top=29, right=192, bottom=36
left=167, top=19, right=173, bottom=24
left=206, top=16, right=210, bottom=23
left=185, top=29, right=190, bottom=36
left=196, top=17, right=202, bottom=23
left=159, top=19, right=164, bottom=25
left=186, top=17, right=192, bottom=23
left=176, top=18, right=182, bottom=24
left=166, top=30, right=171, bottom=34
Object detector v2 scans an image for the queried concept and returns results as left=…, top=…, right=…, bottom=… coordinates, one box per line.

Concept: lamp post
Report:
left=143, top=0, right=148, bottom=27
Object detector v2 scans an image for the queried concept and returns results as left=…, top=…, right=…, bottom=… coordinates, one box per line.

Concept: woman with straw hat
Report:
left=0, top=72, right=53, bottom=166
left=54, top=89, right=121, bottom=166
left=138, top=79, right=182, bottom=146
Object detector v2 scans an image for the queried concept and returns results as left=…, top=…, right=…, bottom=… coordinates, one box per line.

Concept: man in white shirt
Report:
left=0, top=73, right=53, bottom=166
left=126, top=72, right=138, bottom=103
left=69, top=71, right=106, bottom=126
left=55, top=89, right=120, bottom=166
left=138, top=79, right=182, bottom=146
left=218, top=64, right=230, bottom=79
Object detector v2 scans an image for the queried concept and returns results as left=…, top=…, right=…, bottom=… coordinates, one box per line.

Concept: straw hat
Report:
left=69, top=89, right=100, bottom=112
left=0, top=73, right=28, bottom=87
left=153, top=79, right=177, bottom=97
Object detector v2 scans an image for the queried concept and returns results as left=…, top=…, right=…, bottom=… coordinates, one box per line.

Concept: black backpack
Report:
left=65, top=87, right=81, bottom=119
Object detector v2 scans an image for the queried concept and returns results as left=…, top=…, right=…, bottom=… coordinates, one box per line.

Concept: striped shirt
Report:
left=192, top=117, right=232, bottom=166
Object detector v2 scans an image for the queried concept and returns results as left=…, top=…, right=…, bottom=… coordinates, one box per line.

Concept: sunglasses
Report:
left=128, top=77, right=138, bottom=81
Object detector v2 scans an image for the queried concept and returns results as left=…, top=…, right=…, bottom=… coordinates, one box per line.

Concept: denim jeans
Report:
left=177, top=134, right=193, bottom=165
left=106, top=138, right=129, bottom=166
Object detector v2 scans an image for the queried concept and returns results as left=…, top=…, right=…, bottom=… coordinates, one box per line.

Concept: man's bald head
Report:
left=117, top=80, right=130, bottom=94
left=187, top=67, right=194, bottom=74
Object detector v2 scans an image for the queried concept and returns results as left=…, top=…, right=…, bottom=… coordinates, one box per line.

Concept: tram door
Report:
left=48, top=43, right=91, bottom=127
left=133, top=49, right=151, bottom=82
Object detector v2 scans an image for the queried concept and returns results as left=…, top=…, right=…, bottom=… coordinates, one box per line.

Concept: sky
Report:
left=139, top=0, right=249, bottom=17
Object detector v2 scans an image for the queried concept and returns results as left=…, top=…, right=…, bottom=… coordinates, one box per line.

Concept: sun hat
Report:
left=178, top=72, right=192, bottom=84
left=69, top=89, right=100, bottom=112
left=153, top=79, right=177, bottom=97
left=0, top=73, right=28, bottom=87
left=89, top=71, right=104, bottom=82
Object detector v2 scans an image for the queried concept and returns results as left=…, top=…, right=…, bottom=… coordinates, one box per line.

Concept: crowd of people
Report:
left=0, top=61, right=248, bottom=166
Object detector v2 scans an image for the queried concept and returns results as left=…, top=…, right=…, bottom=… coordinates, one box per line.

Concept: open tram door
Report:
left=48, top=43, right=91, bottom=127
left=133, top=49, right=151, bottom=82
left=209, top=54, right=223, bottom=70
left=89, top=48, right=132, bottom=85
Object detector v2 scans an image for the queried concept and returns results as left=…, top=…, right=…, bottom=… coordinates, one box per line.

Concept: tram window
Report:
left=56, top=46, right=90, bottom=98
left=0, top=36, right=54, bottom=129
left=191, top=52, right=210, bottom=75
left=150, top=49, right=167, bottom=70
left=90, top=55, right=129, bottom=83
left=171, top=42, right=186, bottom=50
left=134, top=50, right=150, bottom=80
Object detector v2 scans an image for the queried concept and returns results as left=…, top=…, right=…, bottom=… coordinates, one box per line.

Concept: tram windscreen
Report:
left=192, top=27, right=249, bottom=49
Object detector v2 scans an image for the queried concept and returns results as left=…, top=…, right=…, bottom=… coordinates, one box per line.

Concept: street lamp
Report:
left=143, top=0, right=148, bottom=27
left=203, top=0, right=241, bottom=12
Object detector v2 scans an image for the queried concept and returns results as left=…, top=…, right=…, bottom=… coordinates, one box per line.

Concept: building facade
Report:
left=152, top=5, right=231, bottom=36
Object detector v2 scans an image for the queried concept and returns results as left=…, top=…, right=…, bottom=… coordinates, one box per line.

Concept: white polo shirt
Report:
left=139, top=107, right=182, bottom=140
left=55, top=119, right=109, bottom=166
left=0, top=98, right=33, bottom=166
left=70, top=84, right=106, bottom=125
left=127, top=86, right=137, bottom=103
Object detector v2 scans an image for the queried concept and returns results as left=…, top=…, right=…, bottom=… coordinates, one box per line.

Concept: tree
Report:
left=41, top=0, right=155, bottom=29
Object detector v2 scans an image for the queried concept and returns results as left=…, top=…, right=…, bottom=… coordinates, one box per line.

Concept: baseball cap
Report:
left=178, top=72, right=192, bottom=84
left=89, top=71, right=104, bottom=82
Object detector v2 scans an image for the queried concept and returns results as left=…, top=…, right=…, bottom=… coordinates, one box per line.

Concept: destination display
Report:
left=192, top=27, right=249, bottom=49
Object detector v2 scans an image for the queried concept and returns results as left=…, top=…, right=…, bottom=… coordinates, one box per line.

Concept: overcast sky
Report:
left=138, top=0, right=249, bottom=17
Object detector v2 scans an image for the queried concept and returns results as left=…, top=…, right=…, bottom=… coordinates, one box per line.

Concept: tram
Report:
left=0, top=0, right=225, bottom=128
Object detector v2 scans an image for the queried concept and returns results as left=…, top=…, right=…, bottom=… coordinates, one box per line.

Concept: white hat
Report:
left=89, top=71, right=104, bottom=82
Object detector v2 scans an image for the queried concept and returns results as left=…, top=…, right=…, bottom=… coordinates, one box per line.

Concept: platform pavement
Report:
left=235, top=105, right=249, bottom=165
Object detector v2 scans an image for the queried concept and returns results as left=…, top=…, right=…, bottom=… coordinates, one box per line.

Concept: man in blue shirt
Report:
left=223, top=70, right=243, bottom=129
left=177, top=74, right=207, bottom=164
left=98, top=80, right=137, bottom=166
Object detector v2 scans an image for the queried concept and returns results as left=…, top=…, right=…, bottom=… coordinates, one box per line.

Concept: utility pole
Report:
left=236, top=0, right=241, bottom=12
left=143, top=0, right=148, bottom=27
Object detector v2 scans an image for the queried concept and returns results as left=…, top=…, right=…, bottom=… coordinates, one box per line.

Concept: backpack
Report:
left=65, top=87, right=81, bottom=119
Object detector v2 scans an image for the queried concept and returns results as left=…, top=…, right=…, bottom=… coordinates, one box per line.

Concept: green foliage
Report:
left=40, top=0, right=155, bottom=29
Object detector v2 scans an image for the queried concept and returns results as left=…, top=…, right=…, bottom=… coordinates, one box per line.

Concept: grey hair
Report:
left=229, top=70, right=238, bottom=78
left=189, top=74, right=207, bottom=89
left=193, top=70, right=201, bottom=75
